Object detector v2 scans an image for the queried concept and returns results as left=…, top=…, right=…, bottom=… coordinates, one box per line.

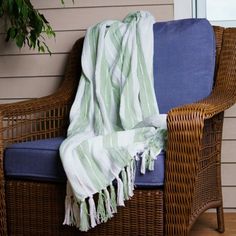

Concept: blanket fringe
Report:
left=147, top=149, right=155, bottom=171
left=72, top=199, right=81, bottom=227
left=89, top=196, right=97, bottom=228
left=127, top=161, right=135, bottom=197
left=63, top=183, right=75, bottom=226
left=104, top=188, right=113, bottom=218
left=63, top=194, right=73, bottom=225
left=80, top=201, right=90, bottom=231
left=121, top=169, right=129, bottom=200
left=109, top=184, right=117, bottom=213
left=96, top=191, right=108, bottom=224
left=140, top=148, right=157, bottom=174
left=65, top=160, right=138, bottom=231
left=116, top=176, right=125, bottom=206
left=140, top=149, right=148, bottom=174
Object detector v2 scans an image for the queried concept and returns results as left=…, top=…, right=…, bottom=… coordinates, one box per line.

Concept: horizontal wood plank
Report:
left=0, top=31, right=85, bottom=56
left=225, top=104, right=236, bottom=117
left=0, top=54, right=68, bottom=78
left=223, top=187, right=236, bottom=208
left=190, top=213, right=236, bottom=235
left=0, top=77, right=62, bottom=98
left=222, top=164, right=236, bottom=186
left=0, top=6, right=173, bottom=34
left=221, top=140, right=236, bottom=163
left=222, top=118, right=236, bottom=140
left=32, top=0, right=173, bottom=9
left=42, top=5, right=173, bottom=31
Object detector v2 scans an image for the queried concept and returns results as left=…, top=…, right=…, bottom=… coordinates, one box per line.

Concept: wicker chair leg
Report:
left=217, top=206, right=225, bottom=233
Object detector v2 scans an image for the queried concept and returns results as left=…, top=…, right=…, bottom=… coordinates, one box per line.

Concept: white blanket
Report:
left=60, top=11, right=167, bottom=231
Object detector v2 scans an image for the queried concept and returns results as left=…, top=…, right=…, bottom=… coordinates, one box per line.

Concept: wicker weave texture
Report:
left=6, top=181, right=163, bottom=236
left=1, top=26, right=236, bottom=236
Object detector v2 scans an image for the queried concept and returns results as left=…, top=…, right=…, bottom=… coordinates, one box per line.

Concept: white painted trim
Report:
left=174, top=0, right=193, bottom=19
left=196, top=0, right=206, bottom=18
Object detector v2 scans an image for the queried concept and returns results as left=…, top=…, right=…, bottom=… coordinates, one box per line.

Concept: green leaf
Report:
left=6, top=29, right=11, bottom=42
left=0, top=0, right=3, bottom=14
left=6, top=27, right=17, bottom=41
left=39, top=45, right=45, bottom=53
left=9, top=27, right=18, bottom=39
left=16, top=0, right=23, bottom=10
left=12, top=0, right=20, bottom=17
left=1, top=0, right=71, bottom=54
left=7, top=0, right=14, bottom=14
left=16, top=33, right=25, bottom=48
left=21, top=2, right=28, bottom=18
left=42, top=41, right=51, bottom=55
left=30, top=29, right=36, bottom=40
left=34, top=18, right=43, bottom=35
left=39, top=13, right=49, bottom=24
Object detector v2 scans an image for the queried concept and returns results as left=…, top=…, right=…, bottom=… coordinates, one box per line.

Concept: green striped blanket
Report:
left=60, top=11, right=167, bottom=231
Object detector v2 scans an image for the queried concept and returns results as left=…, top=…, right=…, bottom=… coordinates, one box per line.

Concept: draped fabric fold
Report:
left=60, top=11, right=167, bottom=231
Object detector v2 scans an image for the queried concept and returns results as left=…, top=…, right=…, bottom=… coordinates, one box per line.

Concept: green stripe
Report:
left=77, top=143, right=107, bottom=187
left=136, top=31, right=156, bottom=116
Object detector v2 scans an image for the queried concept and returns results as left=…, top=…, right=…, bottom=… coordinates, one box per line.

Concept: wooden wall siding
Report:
left=0, top=0, right=174, bottom=104
left=222, top=105, right=236, bottom=211
left=0, top=54, right=67, bottom=77
left=42, top=5, right=172, bottom=31
left=223, top=118, right=236, bottom=140
left=225, top=104, right=236, bottom=117
left=31, top=0, right=173, bottom=9
left=0, top=77, right=62, bottom=98
left=222, top=140, right=236, bottom=163
left=223, top=187, right=236, bottom=209
left=0, top=0, right=236, bottom=211
left=0, top=31, right=85, bottom=55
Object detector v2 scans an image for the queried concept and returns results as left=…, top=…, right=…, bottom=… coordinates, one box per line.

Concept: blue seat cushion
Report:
left=153, top=19, right=215, bottom=113
left=4, top=137, right=67, bottom=183
left=135, top=150, right=165, bottom=187
left=4, top=138, right=165, bottom=187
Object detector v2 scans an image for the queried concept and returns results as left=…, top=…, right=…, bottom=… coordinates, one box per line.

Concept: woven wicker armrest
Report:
left=164, top=92, right=235, bottom=233
left=164, top=27, right=236, bottom=234
left=0, top=94, right=69, bottom=145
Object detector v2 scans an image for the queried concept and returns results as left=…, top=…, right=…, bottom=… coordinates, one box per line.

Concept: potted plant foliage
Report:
left=0, top=0, right=62, bottom=53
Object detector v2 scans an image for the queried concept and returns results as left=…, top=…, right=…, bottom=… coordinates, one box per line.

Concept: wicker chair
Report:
left=0, top=25, right=236, bottom=236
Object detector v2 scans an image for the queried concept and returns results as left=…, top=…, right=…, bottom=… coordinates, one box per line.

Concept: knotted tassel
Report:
left=116, top=176, right=125, bottom=206
left=63, top=195, right=73, bottom=225
left=72, top=199, right=81, bottom=227
left=89, top=196, right=97, bottom=228
left=109, top=184, right=117, bottom=213
left=121, top=168, right=129, bottom=200
left=79, top=200, right=90, bottom=231
left=104, top=188, right=113, bottom=218
left=147, top=149, right=155, bottom=171
left=63, top=182, right=74, bottom=225
left=130, top=158, right=136, bottom=189
left=141, top=149, right=149, bottom=174
left=126, top=164, right=134, bottom=197
left=96, top=191, right=107, bottom=223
